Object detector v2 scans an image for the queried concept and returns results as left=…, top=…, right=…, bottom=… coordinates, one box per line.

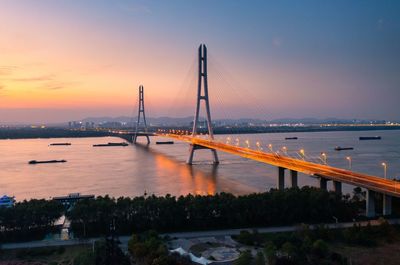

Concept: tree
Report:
left=264, top=241, right=277, bottom=264
left=255, top=251, right=265, bottom=265
left=74, top=239, right=129, bottom=265
left=73, top=251, right=94, bottom=265
left=311, top=239, right=329, bottom=258
left=281, top=242, right=296, bottom=258
left=234, top=250, right=253, bottom=265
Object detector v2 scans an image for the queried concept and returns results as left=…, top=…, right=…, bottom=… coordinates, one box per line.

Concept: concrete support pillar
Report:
left=366, top=190, right=376, bottom=218
left=278, top=167, right=285, bottom=190
left=333, top=181, right=342, bottom=194
left=383, top=194, right=392, bottom=216
left=211, top=149, right=219, bottom=165
left=187, top=144, right=219, bottom=165
left=290, top=170, right=298, bottom=188
left=319, top=177, right=328, bottom=190
left=187, top=145, right=195, bottom=165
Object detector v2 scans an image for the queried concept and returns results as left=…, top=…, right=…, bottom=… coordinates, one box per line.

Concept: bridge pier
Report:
left=366, top=190, right=376, bottom=218
left=383, top=194, right=392, bottom=216
left=187, top=144, right=219, bottom=165
left=333, top=181, right=342, bottom=194
left=319, top=177, right=328, bottom=190
left=187, top=145, right=195, bottom=165
left=278, top=167, right=285, bottom=190
left=290, top=170, right=298, bottom=188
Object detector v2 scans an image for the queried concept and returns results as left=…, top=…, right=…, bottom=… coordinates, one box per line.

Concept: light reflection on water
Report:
left=0, top=130, right=399, bottom=200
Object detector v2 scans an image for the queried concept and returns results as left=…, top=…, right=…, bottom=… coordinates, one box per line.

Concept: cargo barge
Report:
left=93, top=142, right=128, bottom=147
left=334, top=146, right=354, bottom=151
left=49, top=143, right=71, bottom=146
left=29, top=160, right=67, bottom=164
left=359, top=136, right=381, bottom=140
left=156, top=141, right=174, bottom=144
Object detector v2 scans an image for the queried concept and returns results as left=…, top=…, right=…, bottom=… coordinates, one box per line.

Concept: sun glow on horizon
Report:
left=1, top=0, right=399, bottom=123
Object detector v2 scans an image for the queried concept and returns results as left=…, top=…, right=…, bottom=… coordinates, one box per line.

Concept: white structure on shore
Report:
left=0, top=195, right=15, bottom=208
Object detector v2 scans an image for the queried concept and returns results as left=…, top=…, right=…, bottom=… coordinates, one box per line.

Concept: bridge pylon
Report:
left=187, top=44, right=219, bottom=165
left=133, top=85, right=150, bottom=144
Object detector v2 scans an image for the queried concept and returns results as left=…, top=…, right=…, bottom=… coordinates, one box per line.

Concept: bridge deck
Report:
left=159, top=133, right=400, bottom=197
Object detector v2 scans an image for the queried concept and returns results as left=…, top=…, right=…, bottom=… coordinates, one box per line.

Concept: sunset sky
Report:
left=1, top=0, right=399, bottom=123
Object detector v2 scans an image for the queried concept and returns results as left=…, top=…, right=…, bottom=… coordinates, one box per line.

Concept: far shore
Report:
left=0, top=125, right=399, bottom=140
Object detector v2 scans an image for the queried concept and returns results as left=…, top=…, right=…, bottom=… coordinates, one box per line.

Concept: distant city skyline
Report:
left=1, top=0, right=399, bottom=123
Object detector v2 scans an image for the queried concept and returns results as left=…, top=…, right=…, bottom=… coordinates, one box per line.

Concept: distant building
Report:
left=53, top=193, right=94, bottom=209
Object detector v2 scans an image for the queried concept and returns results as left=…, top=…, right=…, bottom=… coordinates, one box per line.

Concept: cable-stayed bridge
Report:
left=117, top=44, right=398, bottom=218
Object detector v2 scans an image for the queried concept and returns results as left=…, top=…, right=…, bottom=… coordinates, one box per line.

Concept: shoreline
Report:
left=0, top=125, right=399, bottom=140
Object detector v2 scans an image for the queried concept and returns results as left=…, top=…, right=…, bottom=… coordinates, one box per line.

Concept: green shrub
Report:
left=312, top=239, right=329, bottom=258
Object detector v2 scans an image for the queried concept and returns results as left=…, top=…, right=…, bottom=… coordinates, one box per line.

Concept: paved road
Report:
left=2, top=218, right=400, bottom=250
left=163, top=218, right=400, bottom=239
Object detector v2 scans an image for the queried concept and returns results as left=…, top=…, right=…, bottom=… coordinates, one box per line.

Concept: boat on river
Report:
left=49, top=143, right=71, bottom=146
left=93, top=142, right=128, bottom=147
left=359, top=136, right=381, bottom=140
left=156, top=141, right=174, bottom=144
left=29, top=160, right=67, bottom=164
left=334, top=146, right=354, bottom=151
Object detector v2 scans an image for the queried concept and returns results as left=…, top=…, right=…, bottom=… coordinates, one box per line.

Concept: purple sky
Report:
left=0, top=0, right=399, bottom=123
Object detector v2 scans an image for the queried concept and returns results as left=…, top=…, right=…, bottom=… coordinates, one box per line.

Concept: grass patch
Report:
left=331, top=241, right=400, bottom=265
left=0, top=244, right=92, bottom=264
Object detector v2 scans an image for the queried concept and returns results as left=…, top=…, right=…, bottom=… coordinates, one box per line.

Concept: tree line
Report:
left=67, top=187, right=359, bottom=238
left=0, top=199, right=64, bottom=242
left=0, top=187, right=363, bottom=243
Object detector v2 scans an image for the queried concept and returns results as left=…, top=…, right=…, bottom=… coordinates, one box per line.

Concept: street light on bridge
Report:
left=256, top=141, right=263, bottom=151
left=346, top=156, right=352, bottom=170
left=282, top=146, right=288, bottom=155
left=235, top=138, right=240, bottom=146
left=268, top=144, right=273, bottom=152
left=382, top=162, right=387, bottom=179
left=300, top=149, right=305, bottom=160
left=321, top=152, right=327, bottom=164
left=245, top=140, right=250, bottom=148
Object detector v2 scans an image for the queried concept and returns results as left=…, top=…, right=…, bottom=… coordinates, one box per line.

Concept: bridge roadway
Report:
left=159, top=133, right=400, bottom=198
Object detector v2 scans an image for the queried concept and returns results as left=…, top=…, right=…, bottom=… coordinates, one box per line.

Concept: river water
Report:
left=1, top=130, right=399, bottom=200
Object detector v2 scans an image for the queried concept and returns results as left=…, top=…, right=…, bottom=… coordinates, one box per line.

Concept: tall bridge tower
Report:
left=133, top=85, right=150, bottom=144
left=187, top=44, right=219, bottom=164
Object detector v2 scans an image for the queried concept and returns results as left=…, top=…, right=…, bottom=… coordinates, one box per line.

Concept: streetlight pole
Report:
left=321, top=152, right=327, bottom=165
left=382, top=162, right=387, bottom=179
left=282, top=146, right=288, bottom=156
left=300, top=149, right=305, bottom=160
left=268, top=144, right=273, bottom=152
left=346, top=156, right=352, bottom=170
left=256, top=141, right=262, bottom=151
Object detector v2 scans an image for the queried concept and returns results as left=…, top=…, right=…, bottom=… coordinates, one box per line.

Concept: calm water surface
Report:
left=1, top=130, right=399, bottom=200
